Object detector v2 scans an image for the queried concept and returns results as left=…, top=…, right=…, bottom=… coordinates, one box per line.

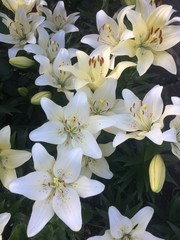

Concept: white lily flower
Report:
left=24, top=28, right=66, bottom=62
left=40, top=1, right=79, bottom=33
left=81, top=142, right=114, bottom=179
left=88, top=206, right=164, bottom=240
left=60, top=46, right=136, bottom=90
left=29, top=92, right=115, bottom=159
left=9, top=143, right=104, bottom=237
left=81, top=6, right=134, bottom=50
left=112, top=5, right=180, bottom=75
left=0, top=212, right=11, bottom=239
left=170, top=97, right=180, bottom=160
left=79, top=79, right=125, bottom=116
left=33, top=48, right=75, bottom=96
left=0, top=7, right=45, bottom=58
left=0, top=126, right=31, bottom=189
left=112, top=85, right=180, bottom=146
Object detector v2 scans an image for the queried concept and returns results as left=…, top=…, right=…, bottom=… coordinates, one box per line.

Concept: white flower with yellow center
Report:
left=81, top=6, right=134, bottom=49
left=33, top=48, right=75, bottom=96
left=60, top=46, right=136, bottom=90
left=24, top=28, right=66, bottom=62
left=9, top=143, right=104, bottom=237
left=41, top=1, right=79, bottom=33
left=88, top=206, right=164, bottom=240
left=0, top=7, right=45, bottom=57
left=0, top=126, right=31, bottom=189
left=29, top=91, right=115, bottom=159
left=112, top=85, right=180, bottom=146
left=112, top=4, right=180, bottom=75
left=80, top=79, right=124, bottom=116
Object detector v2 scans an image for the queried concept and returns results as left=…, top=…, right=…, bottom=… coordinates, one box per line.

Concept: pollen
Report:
left=53, top=177, right=59, bottom=185
left=70, top=115, right=76, bottom=122
left=99, top=99, right=105, bottom=105
left=142, top=104, right=147, bottom=111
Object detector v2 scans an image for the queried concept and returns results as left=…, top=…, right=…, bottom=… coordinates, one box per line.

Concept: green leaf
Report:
left=8, top=224, right=28, bottom=240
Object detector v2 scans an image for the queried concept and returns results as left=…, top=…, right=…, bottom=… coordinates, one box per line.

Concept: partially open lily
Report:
left=112, top=4, right=180, bottom=75
left=59, top=46, right=136, bottom=90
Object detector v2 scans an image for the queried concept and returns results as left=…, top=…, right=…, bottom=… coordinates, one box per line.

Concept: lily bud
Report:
left=149, top=154, right=166, bottom=193
left=124, top=0, right=136, bottom=5
left=9, top=56, right=35, bottom=69
left=31, top=91, right=52, bottom=105
left=17, top=87, right=28, bottom=97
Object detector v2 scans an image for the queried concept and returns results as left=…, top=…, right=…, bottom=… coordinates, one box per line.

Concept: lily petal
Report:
left=0, top=125, right=11, bottom=150
left=1, top=149, right=31, bottom=168
left=32, top=143, right=55, bottom=172
left=71, top=176, right=105, bottom=198
left=153, top=51, right=177, bottom=74
left=29, top=121, right=67, bottom=145
left=27, top=199, right=54, bottom=237
left=0, top=163, right=16, bottom=189
left=0, top=212, right=11, bottom=235
left=53, top=188, right=82, bottom=231
left=9, top=171, right=52, bottom=201
left=136, top=47, right=154, bottom=75
left=109, top=206, right=132, bottom=238
left=54, top=148, right=82, bottom=183
left=131, top=206, right=154, bottom=231
left=41, top=97, right=64, bottom=121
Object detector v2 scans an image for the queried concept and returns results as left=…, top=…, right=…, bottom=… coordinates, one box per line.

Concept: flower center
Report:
left=9, top=19, right=26, bottom=41
left=64, top=115, right=81, bottom=137
left=48, top=39, right=60, bottom=61
left=52, top=177, right=65, bottom=189
left=88, top=56, right=105, bottom=87
left=122, top=234, right=131, bottom=240
left=98, top=23, right=118, bottom=46
left=54, top=14, right=66, bottom=29
left=130, top=101, right=152, bottom=131
left=143, top=26, right=163, bottom=47
left=91, top=98, right=110, bottom=114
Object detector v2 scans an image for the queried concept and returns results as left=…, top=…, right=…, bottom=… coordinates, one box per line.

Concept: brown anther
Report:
left=89, top=58, right=92, bottom=66
left=133, top=103, right=136, bottom=108
left=159, top=30, right=162, bottom=38
left=93, top=60, right=96, bottom=68
left=100, top=57, right=104, bottom=66
left=154, top=28, right=160, bottom=34
left=150, top=27, right=154, bottom=35
left=159, top=36, right=163, bottom=44
left=150, top=38, right=157, bottom=44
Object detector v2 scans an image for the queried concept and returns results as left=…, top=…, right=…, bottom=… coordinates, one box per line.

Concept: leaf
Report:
left=8, top=224, right=28, bottom=240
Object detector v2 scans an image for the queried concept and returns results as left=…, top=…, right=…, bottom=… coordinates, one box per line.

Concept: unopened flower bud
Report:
left=31, top=91, right=52, bottom=105
left=17, top=87, right=28, bottom=97
left=149, top=154, right=166, bottom=193
left=9, top=56, right=35, bottom=69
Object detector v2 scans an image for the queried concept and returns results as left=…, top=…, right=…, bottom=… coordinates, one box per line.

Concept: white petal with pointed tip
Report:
left=27, top=199, right=54, bottom=237
left=53, top=188, right=82, bottom=231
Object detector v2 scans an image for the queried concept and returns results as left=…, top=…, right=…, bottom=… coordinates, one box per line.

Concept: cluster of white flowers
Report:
left=0, top=0, right=180, bottom=238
